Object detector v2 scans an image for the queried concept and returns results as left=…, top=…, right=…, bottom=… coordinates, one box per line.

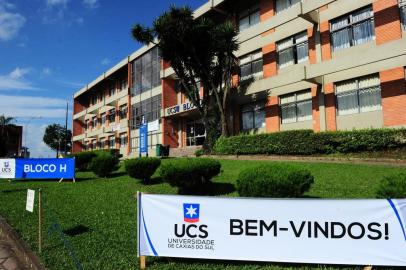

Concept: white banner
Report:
left=0, top=159, right=15, bottom=179
left=148, top=119, right=159, bottom=132
left=138, top=193, right=406, bottom=266
left=26, top=189, right=35, bottom=212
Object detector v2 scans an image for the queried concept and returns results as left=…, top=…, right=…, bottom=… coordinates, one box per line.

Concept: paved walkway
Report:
left=0, top=237, right=28, bottom=270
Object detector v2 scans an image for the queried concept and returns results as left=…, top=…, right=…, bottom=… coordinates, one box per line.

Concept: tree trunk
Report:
left=220, top=109, right=229, bottom=137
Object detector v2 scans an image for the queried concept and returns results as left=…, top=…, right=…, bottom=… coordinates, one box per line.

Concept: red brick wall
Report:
left=324, top=83, right=337, bottom=131
left=308, top=26, right=317, bottom=64
left=73, top=119, right=83, bottom=136
left=260, top=0, right=274, bottom=22
left=162, top=118, right=179, bottom=148
left=263, top=42, right=277, bottom=78
left=312, top=86, right=320, bottom=132
left=73, top=99, right=85, bottom=114
left=265, top=96, right=280, bottom=132
left=373, top=0, right=402, bottom=45
left=72, top=141, right=82, bottom=153
left=162, top=79, right=177, bottom=108
left=320, top=21, right=332, bottom=61
left=380, top=67, right=406, bottom=126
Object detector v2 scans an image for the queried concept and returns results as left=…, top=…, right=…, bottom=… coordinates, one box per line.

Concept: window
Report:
left=336, top=75, right=381, bottom=116
left=239, top=4, right=260, bottom=32
left=241, top=101, right=266, bottom=130
left=91, top=95, right=97, bottom=105
left=131, top=95, right=162, bottom=129
left=109, top=136, right=115, bottom=149
left=92, top=141, right=97, bottom=150
left=132, top=47, right=161, bottom=95
left=92, top=117, right=98, bottom=128
left=119, top=105, right=128, bottom=120
left=277, top=31, right=308, bottom=69
left=401, top=0, right=406, bottom=30
left=330, top=6, right=375, bottom=52
left=120, top=133, right=128, bottom=148
left=186, top=120, right=206, bottom=146
left=108, top=83, right=116, bottom=96
left=276, top=0, right=301, bottom=14
left=280, top=91, right=312, bottom=124
left=108, top=109, right=116, bottom=123
left=100, top=139, right=105, bottom=149
left=240, top=50, right=263, bottom=81
left=120, top=78, right=128, bottom=92
left=100, top=113, right=106, bottom=126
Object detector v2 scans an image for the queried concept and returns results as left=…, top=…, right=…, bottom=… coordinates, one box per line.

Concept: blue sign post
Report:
left=139, top=124, right=148, bottom=156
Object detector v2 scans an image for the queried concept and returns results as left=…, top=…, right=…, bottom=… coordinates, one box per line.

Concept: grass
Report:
left=0, top=159, right=404, bottom=269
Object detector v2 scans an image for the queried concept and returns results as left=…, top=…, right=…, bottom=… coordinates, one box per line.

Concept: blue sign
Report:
left=15, top=158, right=75, bottom=179
left=140, top=124, right=148, bottom=154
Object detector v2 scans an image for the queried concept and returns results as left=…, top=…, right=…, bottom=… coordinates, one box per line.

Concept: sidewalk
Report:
left=208, top=154, right=406, bottom=167
left=0, top=218, right=45, bottom=270
left=0, top=237, right=28, bottom=270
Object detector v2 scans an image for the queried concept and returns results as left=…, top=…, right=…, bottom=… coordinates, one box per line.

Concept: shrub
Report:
left=376, top=173, right=406, bottom=199
left=236, top=164, right=314, bottom=198
left=160, top=158, right=221, bottom=194
left=195, top=149, right=204, bottom=157
left=67, top=151, right=96, bottom=171
left=213, top=129, right=406, bottom=156
left=89, top=153, right=120, bottom=177
left=125, top=158, right=161, bottom=183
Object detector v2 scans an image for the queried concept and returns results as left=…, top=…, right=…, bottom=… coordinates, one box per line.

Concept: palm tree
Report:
left=132, top=6, right=240, bottom=151
left=0, top=115, right=17, bottom=157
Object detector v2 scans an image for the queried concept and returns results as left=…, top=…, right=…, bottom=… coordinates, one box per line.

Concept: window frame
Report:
left=335, top=75, right=382, bottom=116
left=108, top=109, right=116, bottom=123
left=131, top=95, right=162, bottom=129
left=330, top=6, right=375, bottom=52
left=239, top=50, right=263, bottom=81
left=400, top=1, right=406, bottom=30
left=100, top=113, right=106, bottom=126
left=109, top=136, right=115, bottom=149
left=238, top=3, right=260, bottom=32
left=276, top=31, right=309, bottom=69
left=119, top=133, right=128, bottom=148
left=119, top=105, right=128, bottom=120
left=280, top=90, right=312, bottom=124
left=275, top=0, right=302, bottom=14
left=240, top=101, right=266, bottom=131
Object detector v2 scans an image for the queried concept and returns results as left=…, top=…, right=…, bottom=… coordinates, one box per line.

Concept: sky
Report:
left=0, top=0, right=206, bottom=157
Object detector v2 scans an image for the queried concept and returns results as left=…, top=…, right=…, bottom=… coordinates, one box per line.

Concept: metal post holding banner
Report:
left=137, top=193, right=406, bottom=267
left=38, top=189, right=43, bottom=253
left=137, top=191, right=147, bottom=269
left=139, top=124, right=148, bottom=157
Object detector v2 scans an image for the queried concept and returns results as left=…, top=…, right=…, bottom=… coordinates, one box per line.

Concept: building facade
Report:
left=72, top=0, right=406, bottom=157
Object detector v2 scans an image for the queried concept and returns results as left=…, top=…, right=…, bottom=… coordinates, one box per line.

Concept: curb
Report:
left=205, top=155, right=406, bottom=167
left=0, top=217, right=46, bottom=270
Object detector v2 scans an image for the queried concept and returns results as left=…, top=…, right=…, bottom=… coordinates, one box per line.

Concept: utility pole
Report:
left=64, top=101, right=68, bottom=155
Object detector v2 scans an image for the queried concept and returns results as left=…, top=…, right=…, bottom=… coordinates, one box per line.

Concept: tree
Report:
left=132, top=6, right=240, bottom=150
left=0, top=115, right=16, bottom=157
left=43, top=124, right=72, bottom=156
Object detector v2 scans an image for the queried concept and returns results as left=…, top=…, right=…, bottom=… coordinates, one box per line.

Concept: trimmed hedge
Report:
left=68, top=149, right=122, bottom=171
left=125, top=158, right=161, bottom=183
left=89, top=152, right=120, bottom=177
left=213, top=129, right=406, bottom=155
left=237, top=164, right=314, bottom=198
left=160, top=158, right=221, bottom=194
left=376, top=173, right=406, bottom=199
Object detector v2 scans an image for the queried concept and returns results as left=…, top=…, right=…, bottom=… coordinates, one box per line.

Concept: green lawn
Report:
left=0, top=159, right=404, bottom=270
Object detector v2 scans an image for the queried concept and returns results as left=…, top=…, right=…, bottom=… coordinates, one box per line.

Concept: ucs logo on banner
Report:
left=174, top=203, right=208, bottom=238
left=0, top=159, right=16, bottom=178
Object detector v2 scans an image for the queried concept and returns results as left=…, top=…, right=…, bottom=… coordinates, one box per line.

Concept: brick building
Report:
left=72, top=0, right=406, bottom=157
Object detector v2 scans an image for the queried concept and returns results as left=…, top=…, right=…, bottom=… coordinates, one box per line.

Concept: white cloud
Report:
left=0, top=1, right=26, bottom=41
left=46, top=0, right=68, bottom=7
left=42, top=67, right=52, bottom=75
left=25, top=123, right=55, bottom=158
left=0, top=67, right=39, bottom=91
left=0, top=94, right=68, bottom=118
left=101, top=58, right=111, bottom=66
left=83, top=0, right=99, bottom=9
